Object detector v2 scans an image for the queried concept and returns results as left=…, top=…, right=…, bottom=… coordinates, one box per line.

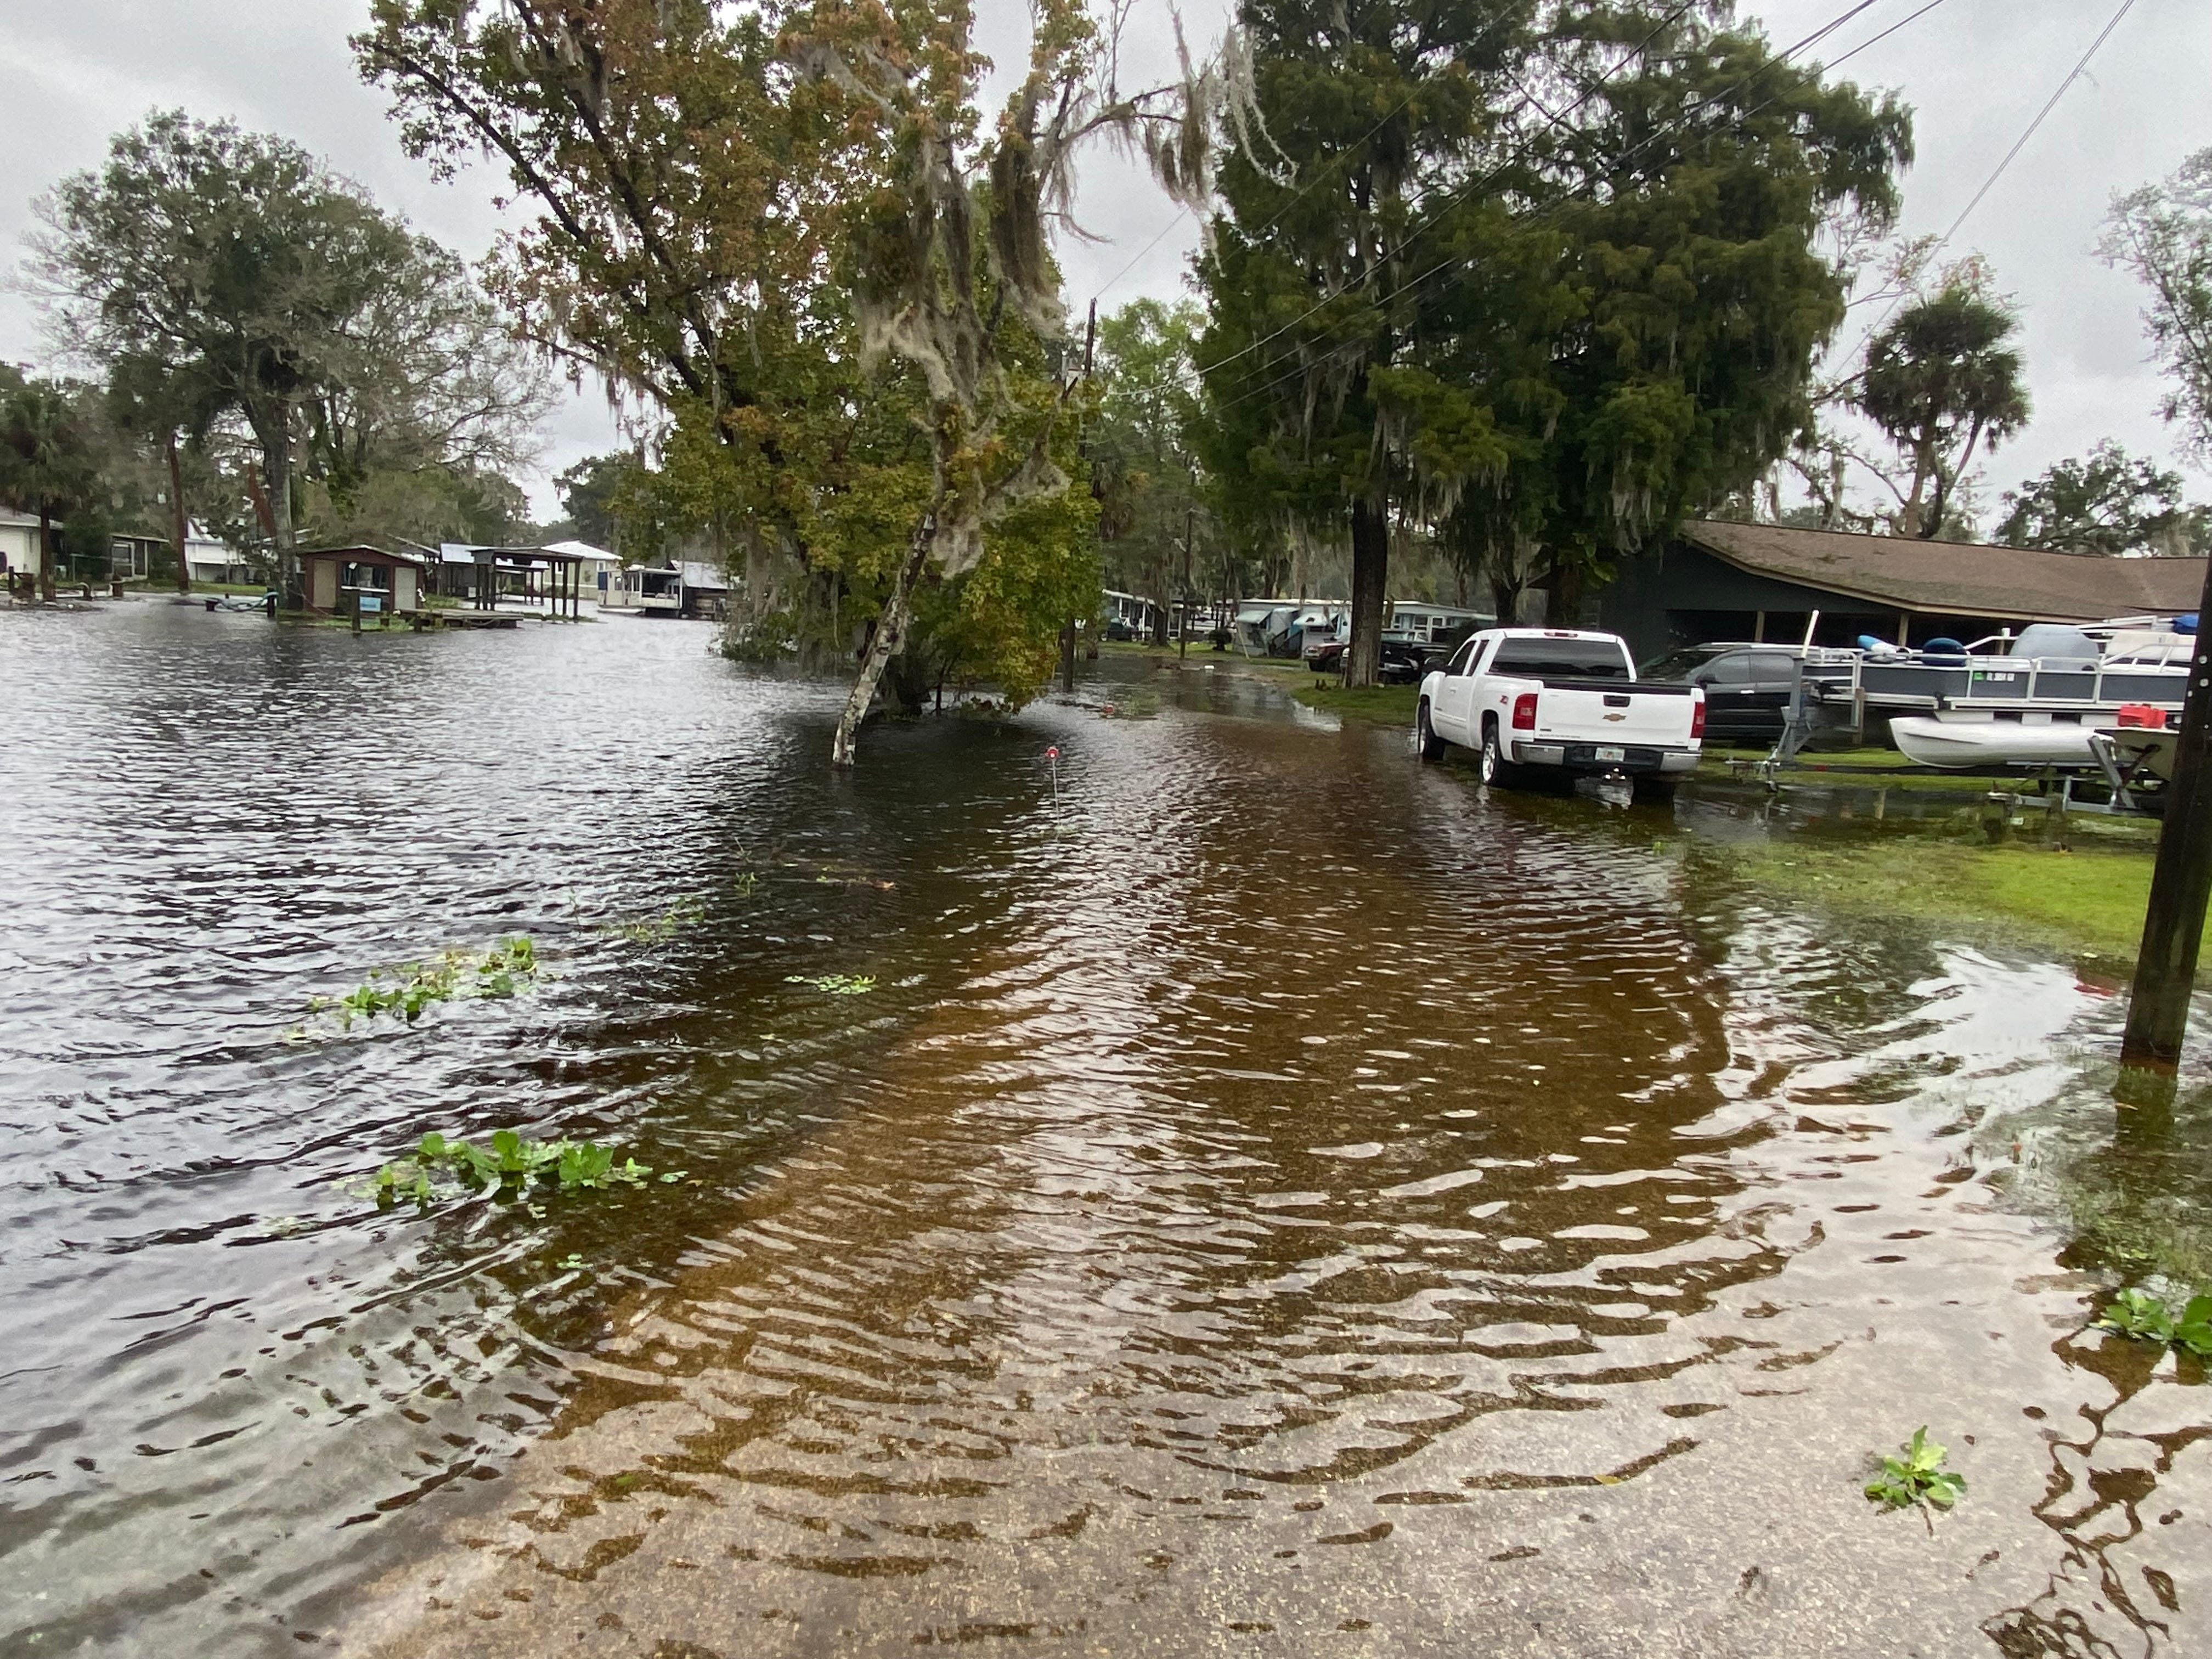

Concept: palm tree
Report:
left=1858, top=283, right=2031, bottom=540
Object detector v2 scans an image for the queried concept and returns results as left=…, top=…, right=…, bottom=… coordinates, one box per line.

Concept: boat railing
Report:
left=1808, top=648, right=2187, bottom=713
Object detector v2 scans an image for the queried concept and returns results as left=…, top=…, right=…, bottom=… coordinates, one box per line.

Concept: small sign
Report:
left=358, top=594, right=383, bottom=615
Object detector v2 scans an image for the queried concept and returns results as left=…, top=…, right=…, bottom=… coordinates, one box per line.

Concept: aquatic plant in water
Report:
left=310, top=937, right=538, bottom=1028
left=785, top=973, right=876, bottom=995
left=607, top=896, right=708, bottom=944
left=2095, top=1288, right=2212, bottom=1357
left=365, top=1128, right=683, bottom=1208
left=1865, top=1427, right=1967, bottom=1514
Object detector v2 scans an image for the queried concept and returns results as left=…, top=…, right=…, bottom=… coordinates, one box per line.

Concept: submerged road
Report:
left=0, top=606, right=2205, bottom=1657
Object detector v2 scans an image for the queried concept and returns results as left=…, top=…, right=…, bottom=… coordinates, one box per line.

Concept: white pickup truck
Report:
left=1415, top=628, right=1704, bottom=788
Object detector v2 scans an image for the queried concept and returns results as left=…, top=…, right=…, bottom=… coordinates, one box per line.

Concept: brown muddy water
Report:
left=2, top=604, right=2208, bottom=1658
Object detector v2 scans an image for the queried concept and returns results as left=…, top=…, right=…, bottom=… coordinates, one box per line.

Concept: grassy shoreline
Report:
left=1709, top=833, right=2160, bottom=970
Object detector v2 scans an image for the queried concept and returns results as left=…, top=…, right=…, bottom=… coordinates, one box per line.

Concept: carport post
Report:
left=2120, top=557, right=2212, bottom=1068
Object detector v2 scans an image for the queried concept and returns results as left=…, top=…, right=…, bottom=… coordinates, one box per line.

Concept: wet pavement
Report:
left=1, top=605, right=2207, bottom=1657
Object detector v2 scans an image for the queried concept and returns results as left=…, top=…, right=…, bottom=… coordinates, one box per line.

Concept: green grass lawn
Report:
left=1699, top=744, right=2085, bottom=793
left=1718, top=832, right=2163, bottom=969
left=1291, top=682, right=1421, bottom=725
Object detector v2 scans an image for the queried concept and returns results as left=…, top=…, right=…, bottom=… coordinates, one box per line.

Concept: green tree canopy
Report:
left=552, top=453, right=647, bottom=552
left=2103, top=147, right=2212, bottom=465
left=1996, top=441, right=2208, bottom=556
left=31, top=109, right=550, bottom=597
left=0, top=373, right=99, bottom=601
left=359, top=0, right=1202, bottom=763
left=1856, top=271, right=2028, bottom=540
left=1199, top=1, right=1911, bottom=655
left=1090, top=300, right=1210, bottom=640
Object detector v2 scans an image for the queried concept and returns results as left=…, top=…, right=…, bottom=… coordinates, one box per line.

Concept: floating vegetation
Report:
left=2094, top=1287, right=2212, bottom=1357
left=607, top=896, right=708, bottom=944
left=1864, top=1427, right=1967, bottom=1515
left=785, top=973, right=876, bottom=995
left=364, top=1128, right=685, bottom=1209
left=309, top=936, right=538, bottom=1028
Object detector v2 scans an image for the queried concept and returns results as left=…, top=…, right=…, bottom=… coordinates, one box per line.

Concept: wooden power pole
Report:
left=1179, top=506, right=1194, bottom=663
left=2120, top=560, right=2212, bottom=1066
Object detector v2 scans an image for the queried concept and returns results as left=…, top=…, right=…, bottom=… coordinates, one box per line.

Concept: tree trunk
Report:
left=1491, top=569, right=1520, bottom=628
left=1346, top=496, right=1389, bottom=687
left=167, top=433, right=191, bottom=595
left=1900, top=432, right=1938, bottom=538
left=37, top=507, right=56, bottom=602
left=831, top=497, right=941, bottom=768
left=253, top=401, right=299, bottom=606
left=1545, top=558, right=1588, bottom=629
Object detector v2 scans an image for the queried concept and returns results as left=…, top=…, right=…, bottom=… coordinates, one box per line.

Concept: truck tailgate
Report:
left=1533, top=686, right=1696, bottom=747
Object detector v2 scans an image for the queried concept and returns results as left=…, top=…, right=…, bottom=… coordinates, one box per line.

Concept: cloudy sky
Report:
left=2, top=0, right=2207, bottom=523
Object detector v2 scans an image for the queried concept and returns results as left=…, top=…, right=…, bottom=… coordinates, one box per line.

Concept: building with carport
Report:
left=1604, top=520, right=2209, bottom=664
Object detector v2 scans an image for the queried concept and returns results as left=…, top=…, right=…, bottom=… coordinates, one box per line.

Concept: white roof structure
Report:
left=543, top=538, right=616, bottom=563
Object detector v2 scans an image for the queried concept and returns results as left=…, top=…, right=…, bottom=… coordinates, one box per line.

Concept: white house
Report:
left=183, top=526, right=252, bottom=585
left=543, top=538, right=620, bottom=597
left=0, top=508, right=49, bottom=583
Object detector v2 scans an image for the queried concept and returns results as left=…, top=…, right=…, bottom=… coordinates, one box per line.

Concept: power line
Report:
left=1193, top=0, right=1707, bottom=383
left=1214, top=0, right=1949, bottom=415
left=1835, top=0, right=2140, bottom=369
left=1088, top=7, right=1543, bottom=309
left=1205, top=0, right=1915, bottom=408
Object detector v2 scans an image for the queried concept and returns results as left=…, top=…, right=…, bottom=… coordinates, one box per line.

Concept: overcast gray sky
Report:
left=3, top=0, right=2208, bottom=523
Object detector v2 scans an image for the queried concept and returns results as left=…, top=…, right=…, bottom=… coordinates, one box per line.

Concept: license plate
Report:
left=1594, top=745, right=1624, bottom=761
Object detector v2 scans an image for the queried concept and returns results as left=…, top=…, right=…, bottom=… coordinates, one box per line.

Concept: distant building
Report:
left=182, top=527, right=253, bottom=586
left=604, top=561, right=729, bottom=618
left=1, top=513, right=242, bottom=588
left=541, top=538, right=619, bottom=596
left=1603, top=520, right=2211, bottom=662
left=0, top=509, right=48, bottom=583
left=300, top=545, right=426, bottom=617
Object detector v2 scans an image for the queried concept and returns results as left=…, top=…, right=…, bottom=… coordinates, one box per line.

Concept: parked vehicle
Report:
left=1416, top=628, right=1703, bottom=787
left=1376, top=641, right=1431, bottom=684
left=1303, top=637, right=1432, bottom=680
left=1639, top=642, right=1809, bottom=743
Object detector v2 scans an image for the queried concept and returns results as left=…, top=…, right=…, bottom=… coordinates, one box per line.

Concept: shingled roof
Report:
left=1681, top=520, right=2208, bottom=622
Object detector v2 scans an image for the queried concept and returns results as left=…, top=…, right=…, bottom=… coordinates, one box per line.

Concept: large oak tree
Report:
left=1199, top=1, right=1910, bottom=653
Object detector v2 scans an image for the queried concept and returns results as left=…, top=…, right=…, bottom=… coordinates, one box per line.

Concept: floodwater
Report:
left=2, top=603, right=2207, bottom=1658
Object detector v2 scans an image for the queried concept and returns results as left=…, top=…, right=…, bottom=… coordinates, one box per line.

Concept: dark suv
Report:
left=1639, top=644, right=1803, bottom=742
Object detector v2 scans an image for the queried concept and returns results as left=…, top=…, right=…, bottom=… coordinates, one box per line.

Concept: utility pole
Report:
left=1065, top=298, right=1096, bottom=694
left=1179, top=505, right=1194, bottom=663
left=2120, top=558, right=2212, bottom=1067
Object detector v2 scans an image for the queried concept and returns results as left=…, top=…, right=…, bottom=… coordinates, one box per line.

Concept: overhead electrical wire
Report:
left=1209, top=0, right=1956, bottom=417
left=1210, top=0, right=1928, bottom=408
left=1088, top=6, right=1561, bottom=309
left=1192, top=0, right=1708, bottom=384
left=1832, top=0, right=2141, bottom=373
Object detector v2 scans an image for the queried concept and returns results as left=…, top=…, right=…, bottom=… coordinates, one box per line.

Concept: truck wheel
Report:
left=1480, top=725, right=1518, bottom=789
left=1416, top=702, right=1447, bottom=762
